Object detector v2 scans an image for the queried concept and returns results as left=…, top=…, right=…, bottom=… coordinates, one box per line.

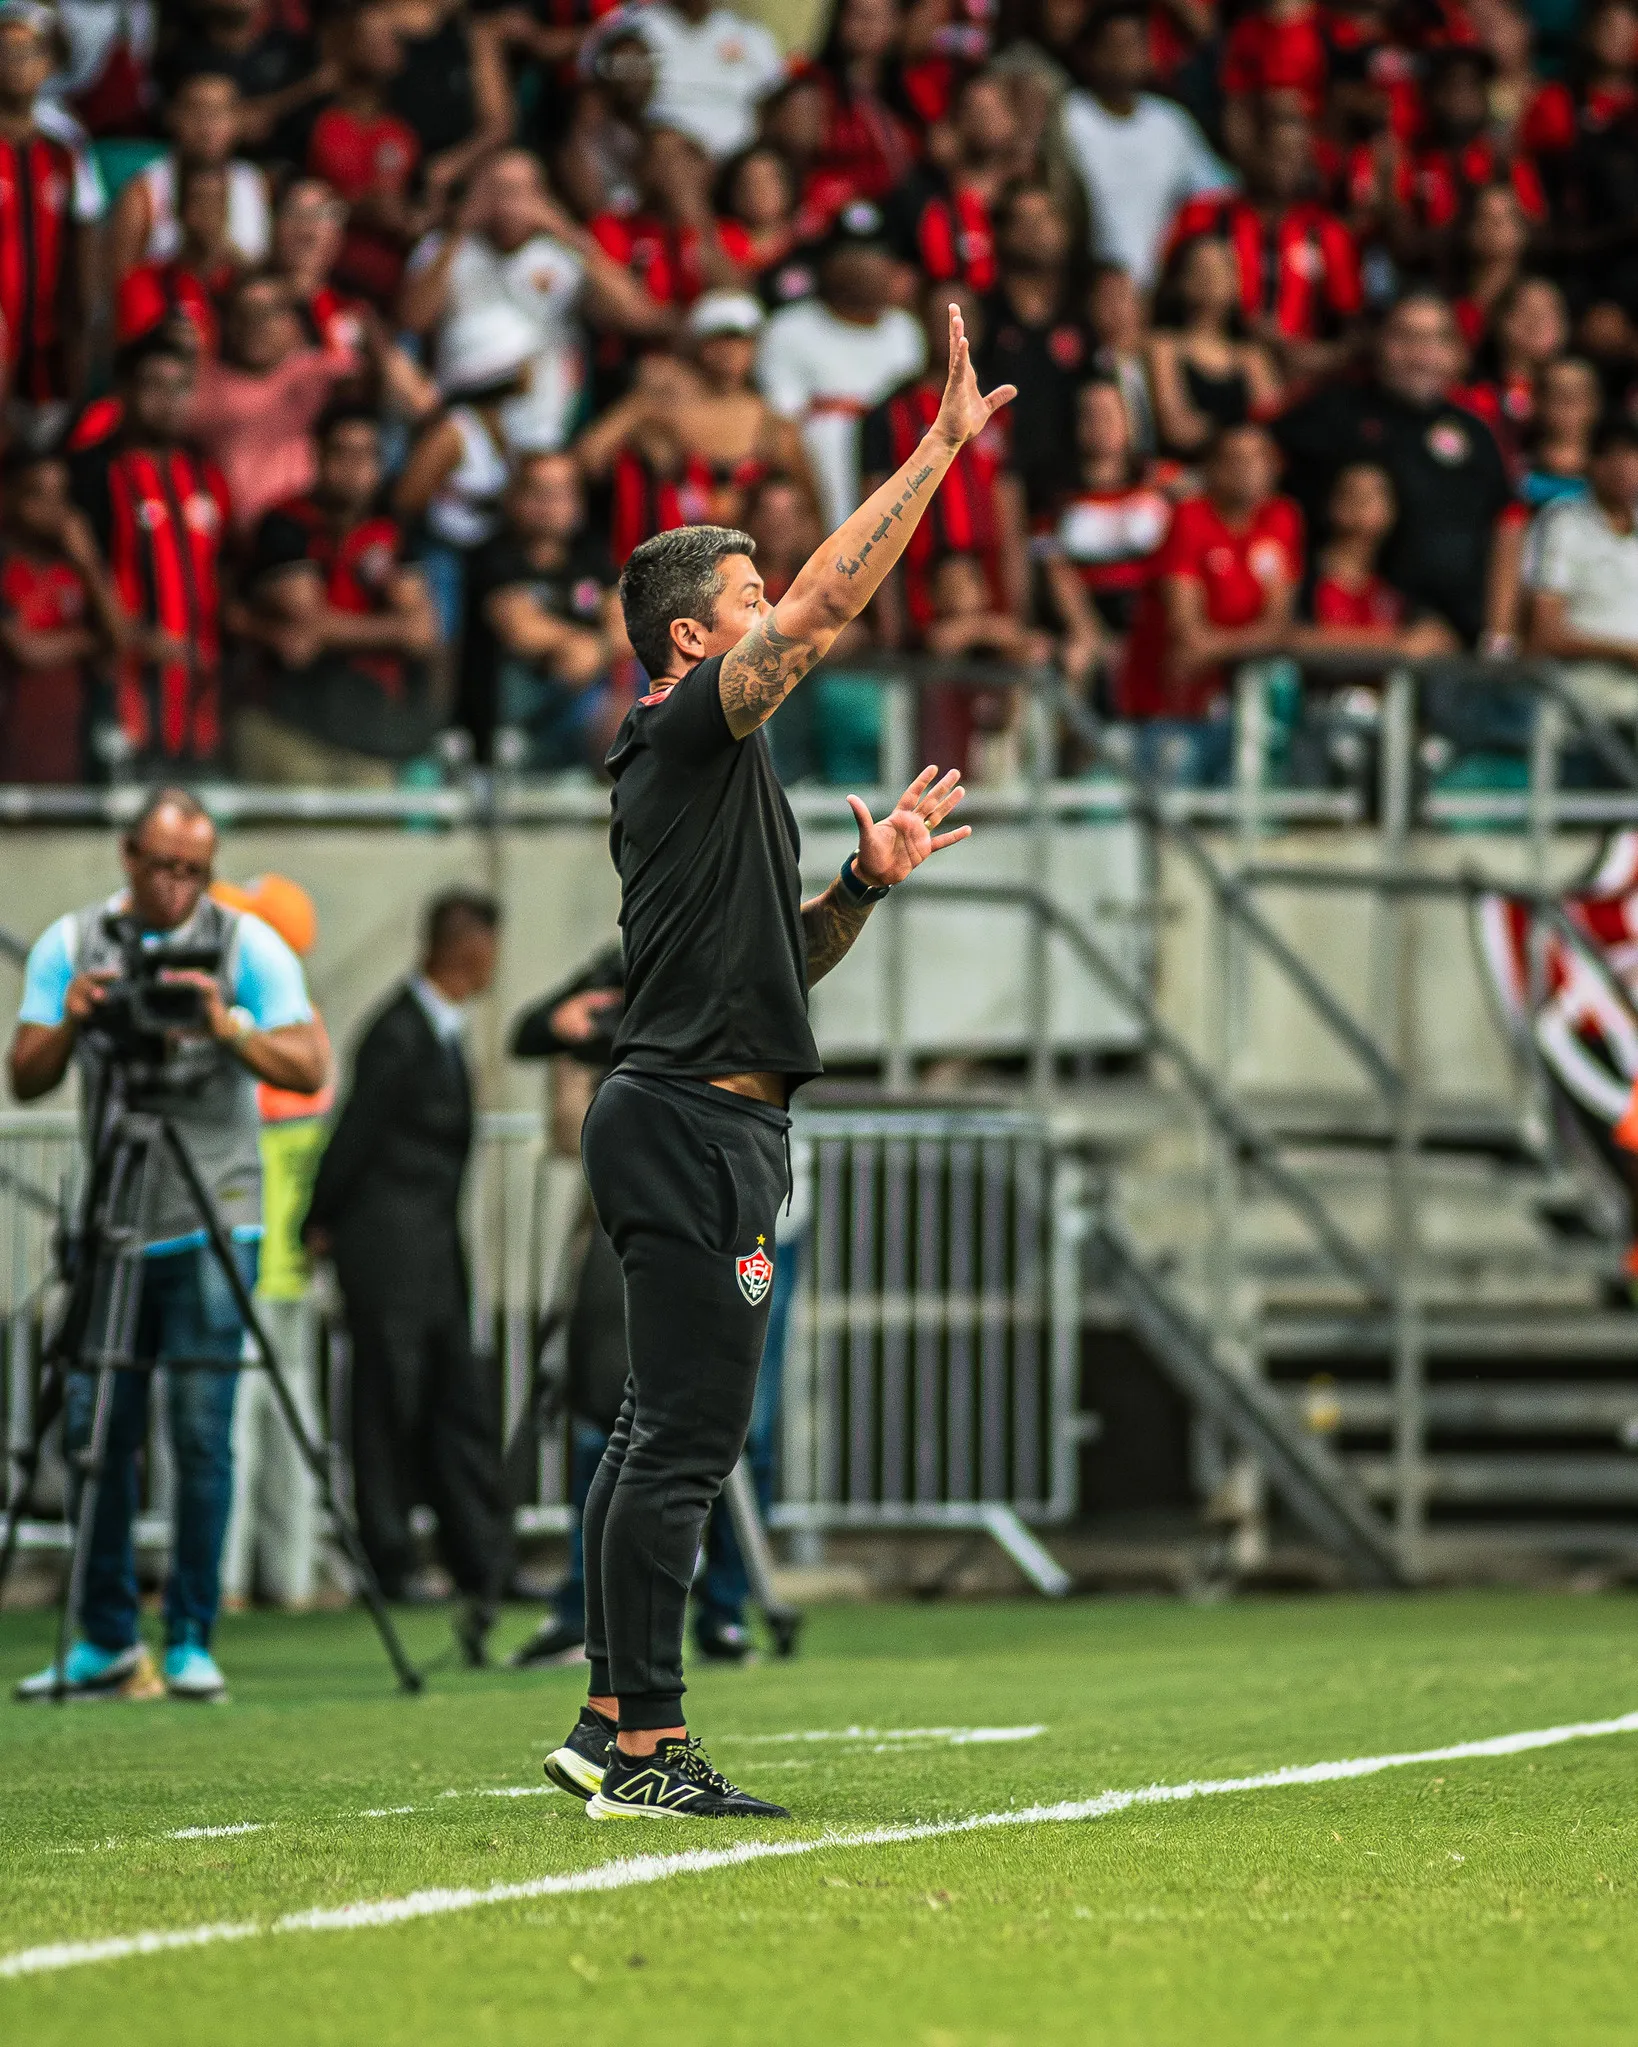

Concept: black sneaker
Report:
left=543, top=1705, right=617, bottom=1800
left=586, top=1736, right=791, bottom=1821
left=510, top=1617, right=587, bottom=1670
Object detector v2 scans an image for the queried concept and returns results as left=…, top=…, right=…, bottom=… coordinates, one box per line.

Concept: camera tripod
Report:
left=0, top=1060, right=423, bottom=1697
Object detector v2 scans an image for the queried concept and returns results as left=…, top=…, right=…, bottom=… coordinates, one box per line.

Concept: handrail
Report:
left=1245, top=860, right=1638, bottom=1045
left=1044, top=676, right=1407, bottom=1108
left=913, top=876, right=1391, bottom=1300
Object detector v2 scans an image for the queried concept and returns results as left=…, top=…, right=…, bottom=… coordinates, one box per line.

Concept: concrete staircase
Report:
left=1057, top=1079, right=1638, bottom=1575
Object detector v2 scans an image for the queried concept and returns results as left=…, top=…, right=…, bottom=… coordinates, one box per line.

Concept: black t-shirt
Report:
left=1273, top=379, right=1511, bottom=644
left=605, top=654, right=820, bottom=1088
left=464, top=530, right=616, bottom=745
left=977, top=287, right=1089, bottom=509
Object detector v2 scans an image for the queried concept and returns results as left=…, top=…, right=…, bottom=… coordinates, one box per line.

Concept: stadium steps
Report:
left=1068, top=1077, right=1638, bottom=1569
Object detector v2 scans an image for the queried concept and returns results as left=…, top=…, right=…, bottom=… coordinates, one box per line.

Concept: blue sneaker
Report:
left=163, top=1641, right=228, bottom=1702
left=15, top=1639, right=155, bottom=1702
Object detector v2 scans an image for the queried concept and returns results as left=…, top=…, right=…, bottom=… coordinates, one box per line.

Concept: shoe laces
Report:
left=663, top=1737, right=736, bottom=1796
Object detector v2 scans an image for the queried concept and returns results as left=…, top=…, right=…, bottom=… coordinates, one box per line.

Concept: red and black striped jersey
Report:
left=860, top=377, right=1008, bottom=635
left=1166, top=193, right=1362, bottom=341
left=890, top=177, right=997, bottom=295
left=1347, top=134, right=1548, bottom=228
left=0, top=131, right=81, bottom=403
left=113, top=259, right=223, bottom=355
left=69, top=416, right=230, bottom=762
left=609, top=447, right=716, bottom=566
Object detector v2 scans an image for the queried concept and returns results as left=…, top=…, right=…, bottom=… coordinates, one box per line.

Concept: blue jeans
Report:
left=555, top=1237, right=799, bottom=1633
left=62, top=1241, right=257, bottom=1653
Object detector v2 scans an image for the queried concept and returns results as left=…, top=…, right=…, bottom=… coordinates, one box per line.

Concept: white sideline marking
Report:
left=5, top=1706, right=1636, bottom=1982
left=166, top=1824, right=268, bottom=1841
left=730, top=1725, right=1048, bottom=1746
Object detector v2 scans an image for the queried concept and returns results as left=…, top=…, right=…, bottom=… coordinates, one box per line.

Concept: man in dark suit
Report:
left=304, top=888, right=508, bottom=1662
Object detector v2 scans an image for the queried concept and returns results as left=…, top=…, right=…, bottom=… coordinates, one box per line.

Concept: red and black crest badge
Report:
left=736, top=1237, right=774, bottom=1306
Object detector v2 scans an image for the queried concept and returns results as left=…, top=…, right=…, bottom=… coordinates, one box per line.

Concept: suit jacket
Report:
left=306, top=985, right=473, bottom=1311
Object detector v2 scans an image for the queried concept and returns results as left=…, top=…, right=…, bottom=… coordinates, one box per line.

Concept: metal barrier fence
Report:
left=0, top=1105, right=1084, bottom=1593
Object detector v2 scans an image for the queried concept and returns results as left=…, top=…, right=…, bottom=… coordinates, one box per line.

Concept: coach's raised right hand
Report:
left=931, top=303, right=1016, bottom=452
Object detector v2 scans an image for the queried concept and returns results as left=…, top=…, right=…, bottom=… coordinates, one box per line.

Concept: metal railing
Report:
left=0, top=1105, right=1087, bottom=1592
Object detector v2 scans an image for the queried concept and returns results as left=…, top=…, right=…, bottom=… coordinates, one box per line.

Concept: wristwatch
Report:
left=838, top=854, right=892, bottom=904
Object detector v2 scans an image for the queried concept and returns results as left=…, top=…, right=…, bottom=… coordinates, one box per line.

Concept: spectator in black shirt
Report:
left=168, top=0, right=330, bottom=159
left=469, top=450, right=630, bottom=771
left=979, top=178, right=1089, bottom=510
left=1274, top=289, right=1512, bottom=643
left=233, top=408, right=443, bottom=785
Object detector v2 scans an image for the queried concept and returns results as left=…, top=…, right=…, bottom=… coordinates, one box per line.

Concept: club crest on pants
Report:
left=736, top=1237, right=773, bottom=1305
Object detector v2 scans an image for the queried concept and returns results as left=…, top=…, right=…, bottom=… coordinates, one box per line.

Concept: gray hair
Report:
left=618, top=524, right=756, bottom=678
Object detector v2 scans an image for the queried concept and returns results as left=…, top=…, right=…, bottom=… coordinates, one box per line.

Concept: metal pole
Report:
left=882, top=676, right=915, bottom=1094
left=1025, top=679, right=1053, bottom=1111
left=1378, top=668, right=1424, bottom=1579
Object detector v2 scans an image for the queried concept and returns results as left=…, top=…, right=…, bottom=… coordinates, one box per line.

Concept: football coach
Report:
left=541, top=305, right=1015, bottom=1822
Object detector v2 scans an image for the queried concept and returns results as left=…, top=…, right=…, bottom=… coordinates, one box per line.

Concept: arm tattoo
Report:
left=719, top=611, right=820, bottom=734
left=802, top=881, right=875, bottom=986
left=834, top=464, right=936, bottom=581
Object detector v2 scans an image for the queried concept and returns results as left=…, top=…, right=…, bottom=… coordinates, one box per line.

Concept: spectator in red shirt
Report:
left=885, top=71, right=1024, bottom=297
left=1480, top=0, right=1576, bottom=169
left=1574, top=0, right=1638, bottom=135
left=0, top=446, right=126, bottom=783
left=757, top=72, right=863, bottom=241
left=918, top=551, right=1054, bottom=781
left=860, top=280, right=1030, bottom=645
left=68, top=331, right=232, bottom=767
left=233, top=407, right=443, bottom=785
left=1358, top=46, right=1547, bottom=268
left=810, top=0, right=923, bottom=203
left=713, top=145, right=808, bottom=300
left=1451, top=179, right=1531, bottom=351
left=1120, top=421, right=1302, bottom=781
left=589, top=125, right=746, bottom=313
left=301, top=0, right=424, bottom=308
left=114, top=162, right=239, bottom=357
left=1039, top=374, right=1173, bottom=688
left=1167, top=104, right=1363, bottom=382
left=1295, top=460, right=1456, bottom=654
left=1461, top=273, right=1569, bottom=451
left=1146, top=232, right=1283, bottom=457
left=1221, top=0, right=1329, bottom=152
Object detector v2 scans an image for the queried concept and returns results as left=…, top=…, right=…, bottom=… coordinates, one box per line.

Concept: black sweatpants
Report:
left=580, top=1069, right=790, bottom=1729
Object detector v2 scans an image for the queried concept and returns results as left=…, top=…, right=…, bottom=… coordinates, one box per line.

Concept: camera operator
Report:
left=8, top=787, right=328, bottom=1704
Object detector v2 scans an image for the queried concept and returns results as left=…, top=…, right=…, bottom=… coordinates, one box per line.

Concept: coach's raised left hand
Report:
left=848, top=766, right=971, bottom=889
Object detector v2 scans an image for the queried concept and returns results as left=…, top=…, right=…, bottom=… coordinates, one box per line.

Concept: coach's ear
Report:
left=669, top=613, right=710, bottom=666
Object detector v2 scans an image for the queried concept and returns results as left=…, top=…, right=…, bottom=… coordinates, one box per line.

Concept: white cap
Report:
left=686, top=291, right=765, bottom=340
left=435, top=303, right=540, bottom=397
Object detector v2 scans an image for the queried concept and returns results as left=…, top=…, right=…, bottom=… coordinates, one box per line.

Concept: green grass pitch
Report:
left=2, top=1589, right=1636, bottom=2045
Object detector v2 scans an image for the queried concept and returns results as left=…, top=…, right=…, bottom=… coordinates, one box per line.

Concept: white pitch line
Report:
left=731, top=1725, right=1047, bottom=1746
left=142, top=1730, right=1048, bottom=1845
left=5, top=1705, right=1636, bottom=1983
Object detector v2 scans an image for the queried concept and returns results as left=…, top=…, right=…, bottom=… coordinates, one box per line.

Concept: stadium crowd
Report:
left=1, top=0, right=1638, bottom=789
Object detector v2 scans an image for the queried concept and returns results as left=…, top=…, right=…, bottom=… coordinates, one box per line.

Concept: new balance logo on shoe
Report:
left=586, top=1735, right=791, bottom=1821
